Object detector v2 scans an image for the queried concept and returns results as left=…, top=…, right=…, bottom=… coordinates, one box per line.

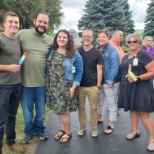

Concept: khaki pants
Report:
left=78, top=86, right=98, bottom=127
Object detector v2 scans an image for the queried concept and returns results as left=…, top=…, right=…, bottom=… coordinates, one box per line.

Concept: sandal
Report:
left=104, top=125, right=114, bottom=134
left=54, top=130, right=65, bottom=141
left=147, top=141, right=154, bottom=152
left=125, top=131, right=140, bottom=140
left=59, top=132, right=72, bottom=143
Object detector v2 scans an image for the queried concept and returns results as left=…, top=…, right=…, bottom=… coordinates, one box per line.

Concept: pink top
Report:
left=109, top=39, right=125, bottom=63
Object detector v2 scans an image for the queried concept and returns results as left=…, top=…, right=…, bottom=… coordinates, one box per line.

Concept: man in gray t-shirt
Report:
left=0, top=12, right=24, bottom=153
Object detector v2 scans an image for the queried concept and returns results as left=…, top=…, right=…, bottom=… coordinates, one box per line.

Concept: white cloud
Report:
left=128, top=0, right=150, bottom=29
left=58, top=0, right=151, bottom=31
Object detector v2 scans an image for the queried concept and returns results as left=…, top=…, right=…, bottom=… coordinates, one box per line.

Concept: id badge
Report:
left=133, top=57, right=138, bottom=66
left=71, top=66, right=76, bottom=73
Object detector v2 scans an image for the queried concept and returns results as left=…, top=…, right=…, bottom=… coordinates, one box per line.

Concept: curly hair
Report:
left=126, top=33, right=143, bottom=45
left=52, top=29, right=76, bottom=57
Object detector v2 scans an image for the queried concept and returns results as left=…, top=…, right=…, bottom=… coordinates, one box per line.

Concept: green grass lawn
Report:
left=2, top=105, right=50, bottom=154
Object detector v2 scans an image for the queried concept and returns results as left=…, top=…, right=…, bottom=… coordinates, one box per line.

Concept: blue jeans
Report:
left=21, top=86, right=46, bottom=135
left=0, top=84, right=21, bottom=152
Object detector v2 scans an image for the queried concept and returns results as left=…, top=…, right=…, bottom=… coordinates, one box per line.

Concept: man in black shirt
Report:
left=77, top=29, right=103, bottom=137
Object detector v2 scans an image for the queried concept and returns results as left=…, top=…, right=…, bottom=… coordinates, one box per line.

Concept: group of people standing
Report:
left=0, top=10, right=154, bottom=154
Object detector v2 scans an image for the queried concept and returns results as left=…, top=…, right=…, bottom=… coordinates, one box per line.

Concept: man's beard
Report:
left=35, top=26, right=47, bottom=35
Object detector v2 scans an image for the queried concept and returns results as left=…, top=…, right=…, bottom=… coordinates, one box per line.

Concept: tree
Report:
left=78, top=0, right=134, bottom=37
left=144, top=0, right=154, bottom=37
left=0, top=0, right=63, bottom=33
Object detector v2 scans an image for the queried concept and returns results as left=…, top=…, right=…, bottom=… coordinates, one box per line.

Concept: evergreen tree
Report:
left=144, top=0, right=154, bottom=37
left=78, top=0, right=134, bottom=37
left=0, top=0, right=63, bottom=33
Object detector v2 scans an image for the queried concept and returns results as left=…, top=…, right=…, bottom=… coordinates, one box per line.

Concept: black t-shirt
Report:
left=79, top=47, right=103, bottom=87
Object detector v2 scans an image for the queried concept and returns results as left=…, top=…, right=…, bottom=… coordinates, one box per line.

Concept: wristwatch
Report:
left=137, top=76, right=141, bottom=81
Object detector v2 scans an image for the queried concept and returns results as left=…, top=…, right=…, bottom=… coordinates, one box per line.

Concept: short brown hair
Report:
left=98, top=28, right=110, bottom=38
left=34, top=11, right=49, bottom=20
left=3, top=12, right=18, bottom=23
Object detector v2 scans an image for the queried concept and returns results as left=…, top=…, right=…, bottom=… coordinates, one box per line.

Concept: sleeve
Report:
left=105, top=50, right=120, bottom=84
left=140, top=51, right=153, bottom=66
left=73, top=52, right=83, bottom=86
left=96, top=51, right=103, bottom=64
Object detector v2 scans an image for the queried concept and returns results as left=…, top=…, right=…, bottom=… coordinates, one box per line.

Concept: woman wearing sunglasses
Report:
left=118, top=33, right=154, bottom=152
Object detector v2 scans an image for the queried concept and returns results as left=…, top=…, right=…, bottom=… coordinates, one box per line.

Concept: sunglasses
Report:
left=127, top=40, right=138, bottom=44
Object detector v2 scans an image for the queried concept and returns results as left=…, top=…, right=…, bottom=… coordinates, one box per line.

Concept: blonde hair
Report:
left=143, top=36, right=153, bottom=46
left=126, top=33, right=143, bottom=45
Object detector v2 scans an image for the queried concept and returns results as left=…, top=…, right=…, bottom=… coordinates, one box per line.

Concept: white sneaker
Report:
left=91, top=127, right=98, bottom=137
left=77, top=125, right=86, bottom=136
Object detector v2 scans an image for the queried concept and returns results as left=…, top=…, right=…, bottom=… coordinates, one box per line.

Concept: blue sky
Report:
left=58, top=0, right=151, bottom=31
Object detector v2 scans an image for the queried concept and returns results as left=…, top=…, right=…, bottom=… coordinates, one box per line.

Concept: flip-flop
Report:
left=54, top=130, right=65, bottom=141
left=104, top=125, right=114, bottom=134
left=98, top=120, right=103, bottom=123
left=147, top=140, right=154, bottom=152
left=125, top=131, right=140, bottom=140
left=59, top=132, right=72, bottom=143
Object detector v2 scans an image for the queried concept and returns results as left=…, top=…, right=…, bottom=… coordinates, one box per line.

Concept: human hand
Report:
left=69, top=87, right=75, bottom=99
left=8, top=64, right=21, bottom=72
left=127, top=76, right=135, bottom=83
left=108, top=84, right=113, bottom=88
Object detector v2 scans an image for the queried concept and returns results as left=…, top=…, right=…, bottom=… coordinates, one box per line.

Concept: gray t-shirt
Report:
left=0, top=33, right=21, bottom=84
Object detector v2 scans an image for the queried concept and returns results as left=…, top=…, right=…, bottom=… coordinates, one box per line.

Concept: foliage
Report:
left=122, top=45, right=129, bottom=53
left=144, top=0, right=154, bottom=37
left=0, top=0, right=63, bottom=33
left=2, top=105, right=51, bottom=154
left=78, top=0, right=134, bottom=38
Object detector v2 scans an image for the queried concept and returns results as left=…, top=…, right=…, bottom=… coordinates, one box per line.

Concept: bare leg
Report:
left=58, top=115, right=72, bottom=143
left=126, top=111, right=139, bottom=139
left=98, top=114, right=103, bottom=122
left=58, top=114, right=71, bottom=134
left=137, top=112, right=154, bottom=151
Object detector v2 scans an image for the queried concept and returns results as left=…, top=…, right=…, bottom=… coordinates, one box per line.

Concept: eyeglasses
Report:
left=82, top=35, right=92, bottom=39
left=127, top=40, right=138, bottom=44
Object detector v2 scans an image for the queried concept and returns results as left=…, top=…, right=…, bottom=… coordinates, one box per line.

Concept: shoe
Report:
left=7, top=144, right=24, bottom=153
left=104, top=125, right=114, bottom=134
left=98, top=114, right=103, bottom=123
left=91, top=127, right=98, bottom=137
left=54, top=130, right=65, bottom=141
left=147, top=140, right=154, bottom=152
left=38, top=133, right=48, bottom=141
left=23, top=134, right=32, bottom=144
left=126, top=131, right=140, bottom=140
left=59, top=132, right=72, bottom=143
left=117, top=111, right=120, bottom=115
left=77, top=125, right=86, bottom=136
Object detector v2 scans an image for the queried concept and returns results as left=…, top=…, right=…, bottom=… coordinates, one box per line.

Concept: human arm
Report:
left=128, top=61, right=154, bottom=83
left=97, top=64, right=102, bottom=88
left=69, top=52, right=83, bottom=99
left=105, top=50, right=120, bottom=86
left=0, top=64, right=21, bottom=72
